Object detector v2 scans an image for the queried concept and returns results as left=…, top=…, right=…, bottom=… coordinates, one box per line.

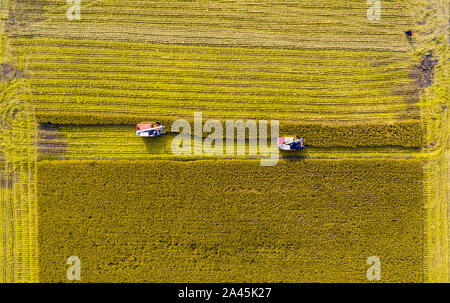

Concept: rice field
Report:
left=0, top=80, right=39, bottom=283
left=36, top=121, right=424, bottom=162
left=11, top=38, right=421, bottom=123
left=8, top=0, right=427, bottom=123
left=0, top=0, right=448, bottom=283
left=17, top=0, right=423, bottom=49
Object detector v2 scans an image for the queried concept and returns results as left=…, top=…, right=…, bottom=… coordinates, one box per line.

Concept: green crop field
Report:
left=0, top=0, right=448, bottom=283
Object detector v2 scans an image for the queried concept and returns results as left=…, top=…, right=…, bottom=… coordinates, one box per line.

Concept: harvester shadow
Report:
left=279, top=148, right=309, bottom=160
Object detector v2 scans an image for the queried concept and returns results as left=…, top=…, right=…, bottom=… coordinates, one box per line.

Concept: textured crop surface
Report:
left=8, top=0, right=427, bottom=124
left=37, top=159, right=423, bottom=283
left=13, top=39, right=420, bottom=123
left=1, top=0, right=448, bottom=283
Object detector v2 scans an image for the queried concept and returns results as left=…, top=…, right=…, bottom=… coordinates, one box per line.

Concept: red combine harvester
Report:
left=277, top=136, right=305, bottom=151
left=136, top=122, right=164, bottom=137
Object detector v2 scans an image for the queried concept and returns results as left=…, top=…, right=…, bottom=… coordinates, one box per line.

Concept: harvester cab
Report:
left=277, top=136, right=305, bottom=151
left=136, top=122, right=164, bottom=137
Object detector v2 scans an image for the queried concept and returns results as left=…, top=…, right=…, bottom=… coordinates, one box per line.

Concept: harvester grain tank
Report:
left=277, top=136, right=305, bottom=151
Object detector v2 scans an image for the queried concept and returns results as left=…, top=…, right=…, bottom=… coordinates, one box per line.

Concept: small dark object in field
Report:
left=405, top=30, right=413, bottom=37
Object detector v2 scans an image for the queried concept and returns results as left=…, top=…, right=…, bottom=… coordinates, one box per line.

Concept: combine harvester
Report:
left=136, top=122, right=164, bottom=137
left=277, top=136, right=305, bottom=151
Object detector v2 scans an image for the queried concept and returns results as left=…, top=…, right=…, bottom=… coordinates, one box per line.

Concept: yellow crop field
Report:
left=7, top=0, right=428, bottom=125
left=37, top=159, right=423, bottom=283
left=11, top=38, right=420, bottom=123
left=0, top=0, right=448, bottom=285
left=0, top=81, right=39, bottom=283
left=35, top=121, right=423, bottom=161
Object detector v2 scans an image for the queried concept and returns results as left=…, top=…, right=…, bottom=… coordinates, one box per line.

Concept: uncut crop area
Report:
left=1, top=0, right=448, bottom=283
